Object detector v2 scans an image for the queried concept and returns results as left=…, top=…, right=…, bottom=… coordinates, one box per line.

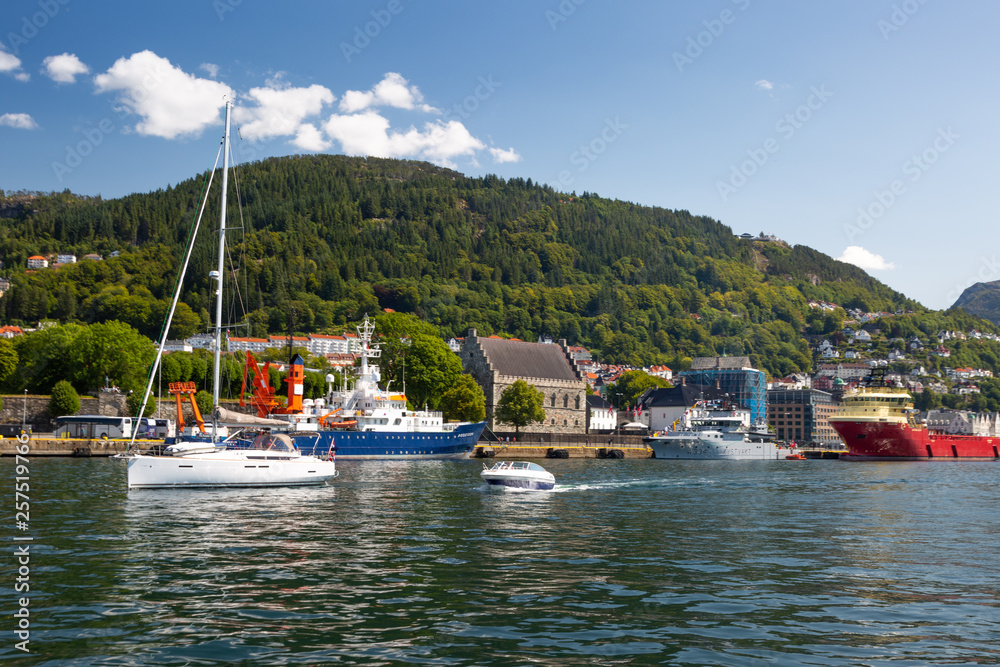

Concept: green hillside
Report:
left=0, top=155, right=994, bottom=381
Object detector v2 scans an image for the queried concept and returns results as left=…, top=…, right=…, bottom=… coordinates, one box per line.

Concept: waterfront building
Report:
left=766, top=388, right=840, bottom=446
left=679, top=357, right=766, bottom=425
left=586, top=394, right=616, bottom=433
left=461, top=330, right=586, bottom=434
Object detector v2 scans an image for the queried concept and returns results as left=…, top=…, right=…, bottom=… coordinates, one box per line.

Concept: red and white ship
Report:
left=829, top=372, right=1000, bottom=461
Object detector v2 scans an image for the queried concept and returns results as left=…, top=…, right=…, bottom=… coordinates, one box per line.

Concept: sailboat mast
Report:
left=212, top=100, right=231, bottom=435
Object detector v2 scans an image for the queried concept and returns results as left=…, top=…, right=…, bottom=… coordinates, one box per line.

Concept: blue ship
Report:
left=289, top=421, right=485, bottom=460
left=240, top=316, right=486, bottom=460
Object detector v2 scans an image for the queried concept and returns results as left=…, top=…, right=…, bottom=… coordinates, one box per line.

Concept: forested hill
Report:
left=0, top=154, right=991, bottom=378
left=953, top=281, right=1000, bottom=325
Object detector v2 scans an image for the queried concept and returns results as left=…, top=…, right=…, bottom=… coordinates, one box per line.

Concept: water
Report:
left=4, top=457, right=999, bottom=665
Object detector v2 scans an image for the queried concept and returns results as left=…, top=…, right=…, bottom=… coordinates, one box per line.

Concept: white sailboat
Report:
left=121, top=101, right=337, bottom=490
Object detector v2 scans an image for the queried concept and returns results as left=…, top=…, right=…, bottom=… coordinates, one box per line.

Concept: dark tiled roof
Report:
left=688, top=356, right=753, bottom=370
left=639, top=384, right=727, bottom=408
left=586, top=394, right=612, bottom=409
left=478, top=337, right=579, bottom=381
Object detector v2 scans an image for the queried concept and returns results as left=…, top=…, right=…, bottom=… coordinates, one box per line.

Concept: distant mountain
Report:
left=953, top=281, right=1000, bottom=325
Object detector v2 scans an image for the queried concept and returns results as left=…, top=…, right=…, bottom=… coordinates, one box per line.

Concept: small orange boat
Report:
left=785, top=453, right=807, bottom=460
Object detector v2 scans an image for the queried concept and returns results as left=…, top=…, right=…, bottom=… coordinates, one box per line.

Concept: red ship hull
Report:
left=831, top=420, right=1000, bottom=460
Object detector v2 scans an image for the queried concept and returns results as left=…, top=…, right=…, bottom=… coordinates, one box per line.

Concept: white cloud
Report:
left=94, top=50, right=233, bottom=139
left=489, top=146, right=521, bottom=164
left=200, top=63, right=219, bottom=78
left=43, top=53, right=89, bottom=84
left=0, top=113, right=38, bottom=129
left=235, top=82, right=334, bottom=143
left=755, top=79, right=774, bottom=91
left=0, top=48, right=27, bottom=81
left=339, top=72, right=438, bottom=113
left=291, top=123, right=331, bottom=152
left=323, top=111, right=484, bottom=168
left=838, top=246, right=896, bottom=271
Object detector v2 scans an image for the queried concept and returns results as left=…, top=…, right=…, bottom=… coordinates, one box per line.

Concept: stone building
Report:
left=460, top=330, right=587, bottom=434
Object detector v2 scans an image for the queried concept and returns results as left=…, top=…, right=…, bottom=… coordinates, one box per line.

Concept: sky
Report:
left=1, top=0, right=998, bottom=311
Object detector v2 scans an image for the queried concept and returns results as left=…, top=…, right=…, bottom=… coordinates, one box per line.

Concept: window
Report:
left=563, top=394, right=568, bottom=408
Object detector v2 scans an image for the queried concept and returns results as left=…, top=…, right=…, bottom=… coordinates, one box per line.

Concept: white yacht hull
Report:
left=126, top=451, right=337, bottom=489
left=480, top=470, right=555, bottom=490
left=648, top=436, right=789, bottom=460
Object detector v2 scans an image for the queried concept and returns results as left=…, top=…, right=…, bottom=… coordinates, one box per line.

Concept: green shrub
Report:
left=49, top=381, right=80, bottom=416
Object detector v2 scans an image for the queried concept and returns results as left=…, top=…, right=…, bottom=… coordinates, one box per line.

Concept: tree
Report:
left=68, top=321, right=156, bottom=393
left=607, top=370, right=669, bottom=409
left=11, top=323, right=86, bottom=393
left=439, top=374, right=486, bottom=423
left=127, top=391, right=156, bottom=418
left=401, top=333, right=463, bottom=410
left=0, top=339, right=18, bottom=388
left=49, top=380, right=81, bottom=416
left=195, top=390, right=213, bottom=417
left=374, top=312, right=440, bottom=392
left=494, top=379, right=545, bottom=437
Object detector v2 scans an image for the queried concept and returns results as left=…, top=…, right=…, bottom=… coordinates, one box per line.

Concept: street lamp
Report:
left=22, top=389, right=27, bottom=430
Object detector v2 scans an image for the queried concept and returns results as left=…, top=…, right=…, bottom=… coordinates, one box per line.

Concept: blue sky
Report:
left=1, top=0, right=997, bottom=310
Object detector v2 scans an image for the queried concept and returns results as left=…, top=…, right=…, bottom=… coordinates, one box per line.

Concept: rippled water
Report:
left=3, top=457, right=999, bottom=665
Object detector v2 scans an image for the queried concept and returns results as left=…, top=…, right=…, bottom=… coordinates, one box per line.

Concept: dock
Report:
left=474, top=443, right=652, bottom=459
left=0, top=436, right=157, bottom=457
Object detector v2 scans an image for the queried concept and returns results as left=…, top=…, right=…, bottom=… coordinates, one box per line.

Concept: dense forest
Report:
left=1, top=154, right=997, bottom=386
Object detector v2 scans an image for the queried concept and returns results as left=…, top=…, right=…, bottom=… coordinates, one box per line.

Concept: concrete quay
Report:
left=0, top=436, right=154, bottom=457
left=475, top=443, right=652, bottom=459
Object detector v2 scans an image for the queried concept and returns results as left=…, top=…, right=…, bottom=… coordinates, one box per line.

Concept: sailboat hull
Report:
left=126, top=452, right=337, bottom=489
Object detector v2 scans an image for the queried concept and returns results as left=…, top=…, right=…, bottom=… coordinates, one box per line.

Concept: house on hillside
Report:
left=850, top=329, right=872, bottom=344
left=647, top=365, right=673, bottom=381
left=461, top=331, right=586, bottom=434
left=27, top=255, right=48, bottom=269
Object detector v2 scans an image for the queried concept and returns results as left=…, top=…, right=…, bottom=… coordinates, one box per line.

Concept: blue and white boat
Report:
left=481, top=461, right=556, bottom=490
left=248, top=317, right=486, bottom=459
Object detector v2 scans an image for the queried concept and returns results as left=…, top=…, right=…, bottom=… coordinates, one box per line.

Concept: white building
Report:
left=308, top=334, right=350, bottom=355
left=226, top=336, right=270, bottom=354
left=646, top=365, right=673, bottom=381
left=586, top=395, right=617, bottom=433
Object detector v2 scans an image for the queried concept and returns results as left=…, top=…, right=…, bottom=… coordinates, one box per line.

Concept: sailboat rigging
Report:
left=118, top=100, right=338, bottom=489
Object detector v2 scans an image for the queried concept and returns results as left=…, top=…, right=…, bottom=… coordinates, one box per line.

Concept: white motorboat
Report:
left=120, top=101, right=336, bottom=490
left=481, top=461, right=555, bottom=490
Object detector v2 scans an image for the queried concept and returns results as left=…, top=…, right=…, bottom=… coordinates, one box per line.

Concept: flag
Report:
left=327, top=437, right=336, bottom=461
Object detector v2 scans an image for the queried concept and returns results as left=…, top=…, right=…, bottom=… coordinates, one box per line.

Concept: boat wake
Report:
left=552, top=478, right=719, bottom=492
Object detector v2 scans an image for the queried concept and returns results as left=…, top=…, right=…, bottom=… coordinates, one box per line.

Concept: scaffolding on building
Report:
left=679, top=357, right=766, bottom=426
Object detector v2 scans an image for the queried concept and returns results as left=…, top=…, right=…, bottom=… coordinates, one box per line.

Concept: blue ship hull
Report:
left=289, top=421, right=486, bottom=460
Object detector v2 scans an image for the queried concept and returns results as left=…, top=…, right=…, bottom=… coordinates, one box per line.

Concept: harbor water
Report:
left=3, top=457, right=999, bottom=665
